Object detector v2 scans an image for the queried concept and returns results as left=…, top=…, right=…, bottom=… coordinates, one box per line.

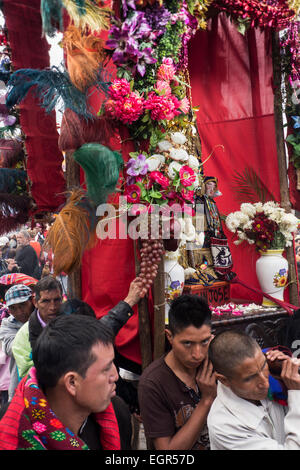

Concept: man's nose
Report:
left=191, top=345, right=202, bottom=360
left=257, top=372, right=269, bottom=389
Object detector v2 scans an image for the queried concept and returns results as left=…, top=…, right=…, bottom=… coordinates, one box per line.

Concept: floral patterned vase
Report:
left=255, top=249, right=289, bottom=307
left=164, top=250, right=185, bottom=324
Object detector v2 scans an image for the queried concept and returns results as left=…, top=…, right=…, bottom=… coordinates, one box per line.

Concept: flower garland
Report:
left=211, top=0, right=296, bottom=29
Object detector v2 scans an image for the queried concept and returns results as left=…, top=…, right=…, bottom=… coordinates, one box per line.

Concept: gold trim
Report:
left=259, top=249, right=284, bottom=256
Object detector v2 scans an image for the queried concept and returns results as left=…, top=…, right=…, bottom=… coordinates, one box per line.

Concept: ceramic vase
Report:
left=164, top=251, right=185, bottom=324
left=255, top=249, right=288, bottom=307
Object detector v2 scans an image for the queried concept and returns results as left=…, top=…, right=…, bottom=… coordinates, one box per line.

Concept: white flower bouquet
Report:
left=225, top=201, right=299, bottom=251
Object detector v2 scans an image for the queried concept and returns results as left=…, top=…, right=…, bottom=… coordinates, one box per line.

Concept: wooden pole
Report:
left=272, top=31, right=299, bottom=306
left=65, top=151, right=82, bottom=299
left=134, top=239, right=153, bottom=370
left=152, top=257, right=166, bottom=360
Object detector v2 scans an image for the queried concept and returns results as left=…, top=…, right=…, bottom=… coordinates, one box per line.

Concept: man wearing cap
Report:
left=0, top=284, right=34, bottom=400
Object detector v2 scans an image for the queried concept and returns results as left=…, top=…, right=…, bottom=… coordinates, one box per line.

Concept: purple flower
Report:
left=106, top=12, right=157, bottom=75
left=121, top=0, right=136, bottom=17
left=144, top=4, right=172, bottom=36
left=136, top=47, right=157, bottom=77
left=127, top=154, right=149, bottom=177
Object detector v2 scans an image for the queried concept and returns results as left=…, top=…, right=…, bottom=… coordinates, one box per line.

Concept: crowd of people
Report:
left=0, top=226, right=50, bottom=282
left=0, top=227, right=300, bottom=450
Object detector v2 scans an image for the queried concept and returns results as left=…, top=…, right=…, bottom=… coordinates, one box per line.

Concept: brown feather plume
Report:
left=63, top=25, right=105, bottom=92
left=58, top=108, right=117, bottom=152
left=45, top=189, right=96, bottom=276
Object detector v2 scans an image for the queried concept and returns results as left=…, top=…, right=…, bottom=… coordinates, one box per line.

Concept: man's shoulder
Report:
left=140, top=356, right=168, bottom=381
left=0, top=315, right=22, bottom=331
left=13, top=320, right=29, bottom=341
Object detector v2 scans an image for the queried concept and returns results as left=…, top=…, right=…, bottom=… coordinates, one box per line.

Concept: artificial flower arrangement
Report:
left=225, top=201, right=299, bottom=252
left=102, top=0, right=205, bottom=216
left=123, top=130, right=202, bottom=211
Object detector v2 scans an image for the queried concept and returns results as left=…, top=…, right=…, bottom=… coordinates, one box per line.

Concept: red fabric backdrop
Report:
left=189, top=13, right=282, bottom=303
left=3, top=0, right=66, bottom=213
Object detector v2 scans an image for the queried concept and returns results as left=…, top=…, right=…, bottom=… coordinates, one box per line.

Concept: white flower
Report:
left=170, top=132, right=187, bottom=145
left=188, top=154, right=200, bottom=171
left=168, top=161, right=182, bottom=179
left=169, top=147, right=189, bottom=162
left=147, top=154, right=165, bottom=172
left=253, top=202, right=264, bottom=212
left=158, top=139, right=172, bottom=152
left=240, top=203, right=256, bottom=217
left=225, top=211, right=250, bottom=232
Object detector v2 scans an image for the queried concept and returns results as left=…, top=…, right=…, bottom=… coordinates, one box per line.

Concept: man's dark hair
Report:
left=208, top=329, right=260, bottom=377
left=33, top=275, right=62, bottom=301
left=32, top=315, right=114, bottom=390
left=59, top=298, right=96, bottom=317
left=168, top=294, right=212, bottom=335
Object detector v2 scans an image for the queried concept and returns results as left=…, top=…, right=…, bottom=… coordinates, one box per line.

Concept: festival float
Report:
left=1, top=0, right=300, bottom=371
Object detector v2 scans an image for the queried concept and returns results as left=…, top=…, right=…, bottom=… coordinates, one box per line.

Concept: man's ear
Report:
left=32, top=294, right=38, bottom=308
left=165, top=328, right=173, bottom=345
left=63, top=372, right=80, bottom=396
left=215, top=372, right=230, bottom=387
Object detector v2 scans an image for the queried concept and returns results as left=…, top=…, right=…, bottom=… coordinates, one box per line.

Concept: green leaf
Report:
left=149, top=189, right=162, bottom=198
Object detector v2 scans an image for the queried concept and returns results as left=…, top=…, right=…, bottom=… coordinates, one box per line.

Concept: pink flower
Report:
left=157, top=58, right=176, bottom=82
left=155, top=80, right=172, bottom=95
left=124, top=184, right=141, bottom=203
left=114, top=92, right=144, bottom=124
left=179, top=97, right=190, bottom=114
left=149, top=171, right=170, bottom=189
left=108, top=78, right=131, bottom=100
left=179, top=166, right=196, bottom=187
left=145, top=92, right=180, bottom=121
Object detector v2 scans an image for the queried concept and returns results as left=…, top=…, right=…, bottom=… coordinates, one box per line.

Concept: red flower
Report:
left=179, top=166, right=196, bottom=187
left=124, top=184, right=141, bottom=203
left=149, top=171, right=170, bottom=189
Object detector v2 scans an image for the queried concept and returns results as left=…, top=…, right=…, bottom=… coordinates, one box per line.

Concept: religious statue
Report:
left=179, top=176, right=233, bottom=286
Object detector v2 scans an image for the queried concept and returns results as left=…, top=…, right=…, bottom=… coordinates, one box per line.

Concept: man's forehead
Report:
left=176, top=324, right=212, bottom=340
left=235, top=350, right=266, bottom=377
left=38, top=289, right=61, bottom=298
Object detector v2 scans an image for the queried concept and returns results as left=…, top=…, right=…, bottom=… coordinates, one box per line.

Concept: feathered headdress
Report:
left=0, top=169, right=27, bottom=194
left=0, top=139, right=24, bottom=168
left=73, top=143, right=123, bottom=206
left=40, top=0, right=64, bottom=37
left=63, top=25, right=105, bottom=92
left=45, top=189, right=97, bottom=276
left=41, top=0, right=112, bottom=37
left=0, top=193, right=31, bottom=235
left=6, top=67, right=93, bottom=119
left=6, top=66, right=111, bottom=120
left=63, top=0, right=112, bottom=33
